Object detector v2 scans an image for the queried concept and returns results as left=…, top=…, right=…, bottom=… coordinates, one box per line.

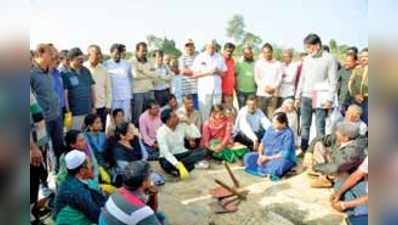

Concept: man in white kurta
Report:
left=192, top=39, right=227, bottom=121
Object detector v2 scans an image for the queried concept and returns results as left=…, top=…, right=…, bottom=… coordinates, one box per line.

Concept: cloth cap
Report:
left=65, top=150, right=86, bottom=170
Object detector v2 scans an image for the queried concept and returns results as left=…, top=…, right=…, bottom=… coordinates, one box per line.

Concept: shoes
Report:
left=307, top=169, right=322, bottom=177
left=310, top=177, right=333, bottom=188
left=195, top=160, right=210, bottom=169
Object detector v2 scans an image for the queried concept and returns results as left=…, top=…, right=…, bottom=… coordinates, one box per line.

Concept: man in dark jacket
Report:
left=305, top=121, right=366, bottom=188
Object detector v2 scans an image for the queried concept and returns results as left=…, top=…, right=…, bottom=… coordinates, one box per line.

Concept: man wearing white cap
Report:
left=192, top=39, right=227, bottom=121
left=54, top=150, right=107, bottom=225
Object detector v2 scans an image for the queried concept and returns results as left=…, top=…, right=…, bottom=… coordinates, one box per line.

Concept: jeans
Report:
left=334, top=179, right=368, bottom=216
left=300, top=97, right=328, bottom=151
left=237, top=91, right=256, bottom=108
left=257, top=96, right=282, bottom=118
left=159, top=148, right=207, bottom=175
left=132, top=91, right=155, bottom=125
left=143, top=143, right=160, bottom=161
left=346, top=215, right=368, bottom=225
left=360, top=99, right=368, bottom=125
left=46, top=116, right=64, bottom=161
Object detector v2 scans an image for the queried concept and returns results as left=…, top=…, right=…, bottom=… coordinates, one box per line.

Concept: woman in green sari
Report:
left=201, top=104, right=249, bottom=163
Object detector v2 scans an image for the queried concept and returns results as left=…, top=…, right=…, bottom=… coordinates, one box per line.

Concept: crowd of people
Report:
left=30, top=33, right=368, bottom=225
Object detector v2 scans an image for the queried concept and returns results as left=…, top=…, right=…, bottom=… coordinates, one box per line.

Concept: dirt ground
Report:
left=153, top=161, right=347, bottom=225
left=44, top=160, right=347, bottom=225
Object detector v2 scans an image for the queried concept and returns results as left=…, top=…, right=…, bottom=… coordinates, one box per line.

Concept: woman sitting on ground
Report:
left=202, top=104, right=249, bottom=163
left=244, top=112, right=296, bottom=181
left=110, top=122, right=145, bottom=186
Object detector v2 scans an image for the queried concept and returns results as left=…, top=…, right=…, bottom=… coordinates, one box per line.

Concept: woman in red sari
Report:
left=202, top=104, right=248, bottom=162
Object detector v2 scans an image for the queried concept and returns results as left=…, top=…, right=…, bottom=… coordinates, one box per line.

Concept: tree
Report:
left=241, top=32, right=262, bottom=49
left=329, top=39, right=337, bottom=53
left=145, top=34, right=182, bottom=58
left=226, top=14, right=245, bottom=43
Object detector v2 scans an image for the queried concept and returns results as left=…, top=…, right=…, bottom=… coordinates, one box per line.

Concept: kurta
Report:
left=244, top=126, right=296, bottom=179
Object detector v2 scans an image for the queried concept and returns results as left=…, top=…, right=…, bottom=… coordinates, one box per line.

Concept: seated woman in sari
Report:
left=202, top=104, right=249, bottom=163
left=244, top=112, right=296, bottom=180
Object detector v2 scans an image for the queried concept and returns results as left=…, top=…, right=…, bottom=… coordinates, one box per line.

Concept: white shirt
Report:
left=104, top=59, right=132, bottom=101
left=233, top=106, right=271, bottom=142
left=157, top=123, right=201, bottom=166
left=280, top=62, right=299, bottom=98
left=254, top=59, right=283, bottom=97
left=192, top=52, right=227, bottom=94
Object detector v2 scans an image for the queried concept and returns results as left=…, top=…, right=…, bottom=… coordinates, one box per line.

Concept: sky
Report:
left=30, top=0, right=369, bottom=52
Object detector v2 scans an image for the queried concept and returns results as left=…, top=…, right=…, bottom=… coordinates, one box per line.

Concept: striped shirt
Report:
left=100, top=188, right=161, bottom=225
left=178, top=53, right=198, bottom=95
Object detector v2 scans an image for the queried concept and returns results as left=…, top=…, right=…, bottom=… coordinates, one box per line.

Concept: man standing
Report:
left=104, top=44, right=132, bottom=121
left=192, top=39, right=227, bottom=121
left=131, top=42, right=159, bottom=125
left=348, top=48, right=368, bottom=125
left=295, top=33, right=337, bottom=153
left=337, top=53, right=357, bottom=114
left=84, top=45, right=112, bottom=129
left=58, top=49, right=70, bottom=73
left=62, top=47, right=96, bottom=130
left=152, top=50, right=173, bottom=106
left=255, top=43, right=283, bottom=118
left=179, top=38, right=199, bottom=109
left=280, top=49, right=299, bottom=100
left=236, top=46, right=257, bottom=108
left=221, top=42, right=236, bottom=107
left=30, top=44, right=64, bottom=162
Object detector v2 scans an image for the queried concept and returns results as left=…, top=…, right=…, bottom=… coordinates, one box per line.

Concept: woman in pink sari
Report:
left=202, top=104, right=248, bottom=162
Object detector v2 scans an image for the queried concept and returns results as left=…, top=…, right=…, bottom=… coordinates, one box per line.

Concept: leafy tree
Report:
left=226, top=14, right=245, bottom=43
left=145, top=35, right=182, bottom=58
left=329, top=39, right=337, bottom=53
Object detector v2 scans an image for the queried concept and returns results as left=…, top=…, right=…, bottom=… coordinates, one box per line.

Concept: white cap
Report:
left=184, top=38, right=194, bottom=46
left=65, top=150, right=86, bottom=170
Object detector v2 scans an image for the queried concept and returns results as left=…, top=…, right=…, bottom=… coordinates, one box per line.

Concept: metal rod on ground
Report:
left=214, top=179, right=246, bottom=200
left=224, top=162, right=240, bottom=188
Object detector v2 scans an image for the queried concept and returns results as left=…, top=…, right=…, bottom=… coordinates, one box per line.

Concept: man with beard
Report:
left=104, top=44, right=132, bottom=121
left=131, top=42, right=159, bottom=125
left=236, top=46, right=257, bottom=108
